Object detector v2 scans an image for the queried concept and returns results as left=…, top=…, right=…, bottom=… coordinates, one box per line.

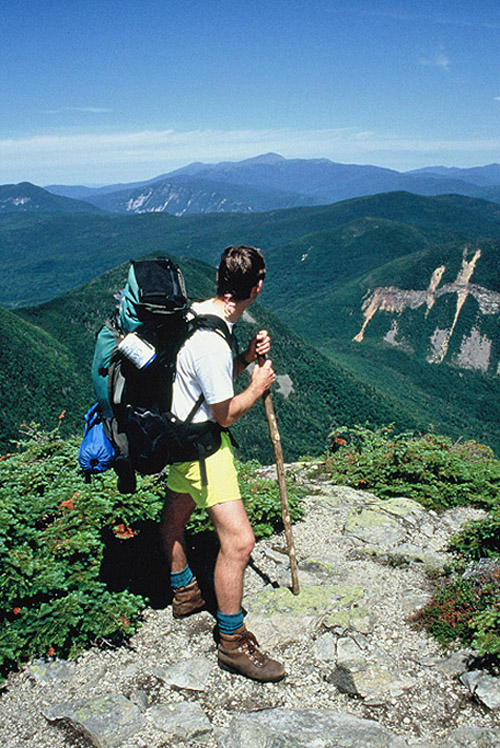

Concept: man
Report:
left=160, top=245, right=285, bottom=682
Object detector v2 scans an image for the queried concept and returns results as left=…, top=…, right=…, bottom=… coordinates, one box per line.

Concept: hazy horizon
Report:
left=3, top=0, right=500, bottom=184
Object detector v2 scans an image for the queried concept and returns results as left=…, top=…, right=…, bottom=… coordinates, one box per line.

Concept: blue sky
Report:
left=2, top=0, right=500, bottom=185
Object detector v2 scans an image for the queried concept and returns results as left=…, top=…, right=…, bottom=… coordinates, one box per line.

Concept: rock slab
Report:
left=217, top=707, right=408, bottom=747
left=42, top=694, right=144, bottom=748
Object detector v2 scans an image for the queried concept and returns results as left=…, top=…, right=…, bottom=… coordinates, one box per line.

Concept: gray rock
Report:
left=475, top=674, right=500, bottom=710
left=313, top=631, right=337, bottom=662
left=244, top=583, right=366, bottom=647
left=434, top=651, right=470, bottom=677
left=29, top=658, right=76, bottom=686
left=327, top=663, right=414, bottom=705
left=463, top=558, right=500, bottom=592
left=147, top=702, right=212, bottom=740
left=42, top=693, right=144, bottom=748
left=344, top=506, right=407, bottom=548
left=244, top=610, right=315, bottom=648
left=244, top=583, right=366, bottom=619
left=460, top=670, right=484, bottom=692
left=439, top=725, right=500, bottom=746
left=151, top=656, right=212, bottom=691
left=336, top=636, right=365, bottom=663
left=442, top=507, right=488, bottom=534
left=460, top=670, right=500, bottom=709
left=129, top=689, right=149, bottom=711
left=217, top=708, right=408, bottom=747
left=325, top=605, right=374, bottom=634
left=385, top=542, right=448, bottom=570
left=298, top=556, right=345, bottom=580
left=400, top=587, right=433, bottom=615
left=263, top=547, right=289, bottom=565
left=343, top=497, right=439, bottom=557
left=329, top=641, right=415, bottom=704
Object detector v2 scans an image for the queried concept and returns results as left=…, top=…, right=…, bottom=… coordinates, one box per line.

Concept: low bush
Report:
left=326, top=424, right=500, bottom=511
left=0, top=420, right=304, bottom=680
left=410, top=578, right=500, bottom=657
left=448, top=506, right=500, bottom=560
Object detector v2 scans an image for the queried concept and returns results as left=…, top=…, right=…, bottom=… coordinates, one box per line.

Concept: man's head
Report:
left=216, top=245, right=266, bottom=301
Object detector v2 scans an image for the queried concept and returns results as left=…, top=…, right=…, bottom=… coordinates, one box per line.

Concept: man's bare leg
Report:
left=209, top=498, right=285, bottom=681
left=161, top=488, right=196, bottom=573
left=208, top=499, right=255, bottom=614
left=161, top=488, right=206, bottom=618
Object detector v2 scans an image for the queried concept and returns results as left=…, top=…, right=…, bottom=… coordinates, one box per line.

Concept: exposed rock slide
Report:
left=353, top=248, right=500, bottom=375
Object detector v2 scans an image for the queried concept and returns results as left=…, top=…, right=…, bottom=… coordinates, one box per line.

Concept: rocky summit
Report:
left=1, top=464, right=499, bottom=747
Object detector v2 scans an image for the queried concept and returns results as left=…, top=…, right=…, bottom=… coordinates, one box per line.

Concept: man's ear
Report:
left=250, top=279, right=264, bottom=299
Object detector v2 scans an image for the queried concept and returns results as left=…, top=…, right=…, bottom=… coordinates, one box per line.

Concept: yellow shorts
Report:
left=166, top=432, right=241, bottom=509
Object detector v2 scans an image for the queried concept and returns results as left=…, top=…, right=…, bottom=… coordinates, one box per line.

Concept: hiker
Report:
left=160, top=245, right=285, bottom=682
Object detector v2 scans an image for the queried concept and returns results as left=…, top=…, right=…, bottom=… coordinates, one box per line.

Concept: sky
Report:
left=2, top=0, right=500, bottom=185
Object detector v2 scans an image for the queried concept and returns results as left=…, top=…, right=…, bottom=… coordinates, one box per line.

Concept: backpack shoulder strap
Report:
left=187, top=313, right=238, bottom=355
left=179, top=312, right=238, bottom=425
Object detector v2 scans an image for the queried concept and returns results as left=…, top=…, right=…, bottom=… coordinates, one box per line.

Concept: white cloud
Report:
left=1, top=126, right=499, bottom=183
left=42, top=106, right=113, bottom=114
left=419, top=53, right=450, bottom=70
left=363, top=9, right=500, bottom=31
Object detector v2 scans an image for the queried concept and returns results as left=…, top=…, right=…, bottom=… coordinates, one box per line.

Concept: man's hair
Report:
left=216, top=245, right=266, bottom=301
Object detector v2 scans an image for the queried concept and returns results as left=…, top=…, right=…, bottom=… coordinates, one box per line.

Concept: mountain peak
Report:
left=239, top=153, right=286, bottom=165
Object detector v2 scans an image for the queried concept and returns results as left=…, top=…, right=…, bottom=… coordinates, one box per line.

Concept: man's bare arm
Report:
left=233, top=330, right=271, bottom=378
left=213, top=359, right=275, bottom=427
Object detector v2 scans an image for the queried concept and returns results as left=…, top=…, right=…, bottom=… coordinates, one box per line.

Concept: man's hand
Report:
left=244, top=329, right=271, bottom=365
left=250, top=358, right=275, bottom=396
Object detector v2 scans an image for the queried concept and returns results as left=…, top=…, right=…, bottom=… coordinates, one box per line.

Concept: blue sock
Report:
left=217, top=609, right=244, bottom=634
left=170, top=565, right=194, bottom=590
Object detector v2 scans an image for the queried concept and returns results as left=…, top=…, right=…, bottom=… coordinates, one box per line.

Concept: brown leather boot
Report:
left=218, top=625, right=285, bottom=682
left=172, top=578, right=206, bottom=619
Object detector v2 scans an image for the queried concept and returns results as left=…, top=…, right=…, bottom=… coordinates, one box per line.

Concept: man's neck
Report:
left=213, top=295, right=249, bottom=324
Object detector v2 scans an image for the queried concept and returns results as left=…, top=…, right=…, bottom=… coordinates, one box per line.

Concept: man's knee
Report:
left=226, top=528, right=255, bottom=563
left=241, top=530, right=256, bottom=558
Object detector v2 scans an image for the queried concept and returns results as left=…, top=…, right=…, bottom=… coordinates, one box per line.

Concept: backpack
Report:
left=84, top=257, right=236, bottom=493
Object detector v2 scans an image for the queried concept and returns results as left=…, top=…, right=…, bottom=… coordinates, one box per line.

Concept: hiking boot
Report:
left=172, top=578, right=206, bottom=619
left=218, top=625, right=285, bottom=682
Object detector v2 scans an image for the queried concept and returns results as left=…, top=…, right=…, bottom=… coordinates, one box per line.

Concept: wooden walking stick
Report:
left=258, top=356, right=300, bottom=595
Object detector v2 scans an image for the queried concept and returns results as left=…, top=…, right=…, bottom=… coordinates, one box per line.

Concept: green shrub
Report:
left=410, top=579, right=500, bottom=657
left=326, top=425, right=500, bottom=511
left=449, top=506, right=500, bottom=559
left=0, top=421, right=304, bottom=679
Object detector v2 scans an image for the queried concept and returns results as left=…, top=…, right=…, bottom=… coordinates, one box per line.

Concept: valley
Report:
left=1, top=182, right=500, bottom=457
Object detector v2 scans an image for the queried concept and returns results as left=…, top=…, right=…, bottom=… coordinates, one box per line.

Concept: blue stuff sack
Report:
left=78, top=403, right=115, bottom=479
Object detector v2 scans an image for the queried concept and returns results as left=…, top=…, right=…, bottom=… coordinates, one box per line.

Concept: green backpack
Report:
left=91, top=257, right=235, bottom=493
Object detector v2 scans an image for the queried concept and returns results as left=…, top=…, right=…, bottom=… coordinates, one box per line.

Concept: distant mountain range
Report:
left=68, top=175, right=317, bottom=215
left=39, top=153, right=500, bottom=216
left=0, top=182, right=102, bottom=213
left=1, top=154, right=500, bottom=219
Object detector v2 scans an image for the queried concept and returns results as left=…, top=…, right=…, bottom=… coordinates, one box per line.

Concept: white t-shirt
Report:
left=170, top=300, right=234, bottom=423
